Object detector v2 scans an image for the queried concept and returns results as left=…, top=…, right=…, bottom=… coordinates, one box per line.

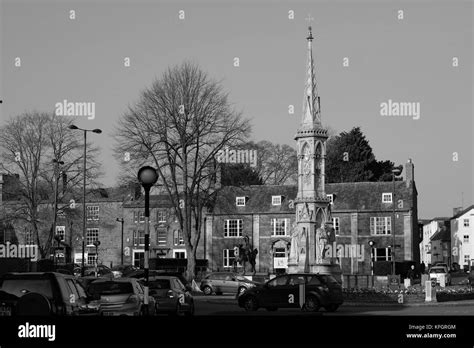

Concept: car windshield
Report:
left=430, top=268, right=446, bottom=274
left=320, top=275, right=339, bottom=285
left=87, top=281, right=133, bottom=295
left=0, top=279, right=53, bottom=299
left=149, top=280, right=171, bottom=289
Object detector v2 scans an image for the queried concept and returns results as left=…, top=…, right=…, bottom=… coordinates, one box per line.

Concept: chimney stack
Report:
left=405, top=158, right=414, bottom=188
left=453, top=207, right=463, bottom=216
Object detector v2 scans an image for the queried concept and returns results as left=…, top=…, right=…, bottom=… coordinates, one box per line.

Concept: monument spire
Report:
left=302, top=25, right=321, bottom=128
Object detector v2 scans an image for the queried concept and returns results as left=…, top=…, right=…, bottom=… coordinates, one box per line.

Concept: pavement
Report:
left=193, top=294, right=474, bottom=307
left=342, top=299, right=474, bottom=307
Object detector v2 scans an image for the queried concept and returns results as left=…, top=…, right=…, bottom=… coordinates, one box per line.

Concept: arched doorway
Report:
left=271, top=239, right=289, bottom=274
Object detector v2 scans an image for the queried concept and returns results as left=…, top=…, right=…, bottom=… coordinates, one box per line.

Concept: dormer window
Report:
left=272, top=195, right=282, bottom=206
left=382, top=193, right=392, bottom=203
left=236, top=196, right=246, bottom=207
left=327, top=194, right=333, bottom=204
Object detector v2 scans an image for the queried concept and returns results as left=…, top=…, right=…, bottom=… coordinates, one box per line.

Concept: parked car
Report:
left=432, top=263, right=449, bottom=273
left=74, top=265, right=114, bottom=278
left=237, top=273, right=343, bottom=312
left=144, top=276, right=194, bottom=316
left=429, top=266, right=452, bottom=285
left=110, top=265, right=137, bottom=278
left=200, top=272, right=260, bottom=296
left=0, top=272, right=99, bottom=316
left=86, top=278, right=156, bottom=316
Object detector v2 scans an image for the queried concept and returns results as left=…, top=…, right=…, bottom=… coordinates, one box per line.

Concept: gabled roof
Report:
left=212, top=181, right=416, bottom=215
left=430, top=226, right=450, bottom=242
left=451, top=205, right=474, bottom=220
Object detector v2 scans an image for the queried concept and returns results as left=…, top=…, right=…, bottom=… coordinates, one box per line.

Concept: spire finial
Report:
left=301, top=23, right=321, bottom=128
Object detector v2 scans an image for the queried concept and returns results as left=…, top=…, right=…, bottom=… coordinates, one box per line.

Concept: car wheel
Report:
left=243, top=296, right=258, bottom=312
left=238, top=286, right=247, bottom=295
left=265, top=307, right=278, bottom=311
left=303, top=295, right=320, bottom=312
left=324, top=304, right=339, bottom=312
left=16, top=293, right=52, bottom=316
left=202, top=286, right=212, bottom=296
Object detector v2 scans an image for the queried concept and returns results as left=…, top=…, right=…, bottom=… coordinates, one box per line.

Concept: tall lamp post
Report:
left=391, top=165, right=403, bottom=276
left=368, top=240, right=375, bottom=276
left=137, top=166, right=158, bottom=316
left=68, top=125, right=102, bottom=277
left=116, top=218, right=124, bottom=265
left=93, top=240, right=101, bottom=276
left=54, top=234, right=62, bottom=270
left=52, top=159, right=64, bottom=262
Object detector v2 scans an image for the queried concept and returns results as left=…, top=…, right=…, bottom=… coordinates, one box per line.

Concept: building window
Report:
left=86, top=206, right=99, bottom=221
left=224, top=219, right=243, bottom=237
left=87, top=253, right=97, bottom=266
left=464, top=235, right=469, bottom=243
left=55, top=226, right=65, bottom=242
left=157, top=209, right=167, bottom=223
left=327, top=194, right=333, bottom=204
left=157, top=229, right=167, bottom=246
left=86, top=228, right=99, bottom=246
left=370, top=217, right=392, bottom=235
left=133, top=230, right=145, bottom=246
left=133, top=211, right=145, bottom=223
left=133, top=251, right=144, bottom=268
left=373, top=248, right=392, bottom=261
left=173, top=230, right=184, bottom=246
left=271, top=218, right=288, bottom=236
left=236, top=197, right=246, bottom=207
left=272, top=196, right=282, bottom=205
left=464, top=219, right=470, bottom=227
left=332, top=217, right=340, bottom=235
left=173, top=250, right=186, bottom=259
left=223, top=249, right=237, bottom=268
left=274, top=248, right=286, bottom=258
left=464, top=254, right=470, bottom=265
left=382, top=193, right=392, bottom=203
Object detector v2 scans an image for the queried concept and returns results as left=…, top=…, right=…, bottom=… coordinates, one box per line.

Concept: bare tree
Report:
left=114, top=61, right=251, bottom=280
left=0, top=112, right=102, bottom=258
left=251, top=140, right=298, bottom=185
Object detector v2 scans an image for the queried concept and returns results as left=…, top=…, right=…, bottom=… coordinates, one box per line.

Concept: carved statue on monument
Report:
left=315, top=221, right=337, bottom=264
left=288, top=221, right=300, bottom=264
left=315, top=223, right=328, bottom=264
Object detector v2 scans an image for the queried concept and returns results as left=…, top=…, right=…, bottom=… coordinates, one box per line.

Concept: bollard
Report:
left=421, top=274, right=429, bottom=289
left=425, top=281, right=432, bottom=302
left=425, top=280, right=437, bottom=302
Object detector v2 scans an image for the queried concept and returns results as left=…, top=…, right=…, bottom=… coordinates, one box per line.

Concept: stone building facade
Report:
left=205, top=159, right=419, bottom=275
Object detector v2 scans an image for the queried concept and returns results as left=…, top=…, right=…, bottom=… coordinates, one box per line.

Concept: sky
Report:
left=1, top=0, right=472, bottom=220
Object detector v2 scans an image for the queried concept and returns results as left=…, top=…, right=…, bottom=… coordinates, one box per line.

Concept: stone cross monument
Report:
left=287, top=26, right=341, bottom=280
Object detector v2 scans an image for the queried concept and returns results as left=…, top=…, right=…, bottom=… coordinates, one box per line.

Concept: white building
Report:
left=420, top=218, right=450, bottom=267
left=451, top=205, right=474, bottom=270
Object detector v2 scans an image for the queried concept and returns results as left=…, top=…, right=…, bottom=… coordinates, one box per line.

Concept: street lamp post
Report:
left=54, top=234, right=62, bottom=270
left=116, top=218, right=124, bottom=265
left=52, top=159, right=64, bottom=263
left=391, top=165, right=403, bottom=276
left=368, top=240, right=375, bottom=276
left=137, top=166, right=158, bottom=316
left=93, top=240, right=101, bottom=276
left=68, top=125, right=102, bottom=276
